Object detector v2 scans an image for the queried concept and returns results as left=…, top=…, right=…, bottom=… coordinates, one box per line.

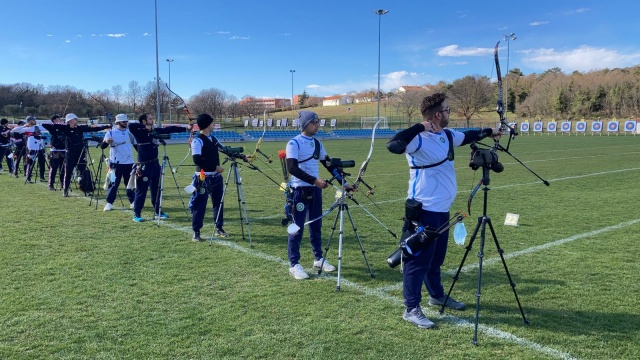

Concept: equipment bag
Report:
left=78, top=169, right=95, bottom=193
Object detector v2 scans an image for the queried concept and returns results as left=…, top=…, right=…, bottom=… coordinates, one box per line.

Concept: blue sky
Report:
left=2, top=1, right=639, bottom=101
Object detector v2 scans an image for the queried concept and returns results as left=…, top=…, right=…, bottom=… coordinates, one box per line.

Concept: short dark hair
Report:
left=420, top=93, right=447, bottom=118
left=0, top=118, right=8, bottom=125
left=138, top=113, right=148, bottom=122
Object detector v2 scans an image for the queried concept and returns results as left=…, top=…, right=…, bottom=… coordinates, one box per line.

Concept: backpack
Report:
left=78, top=169, right=95, bottom=194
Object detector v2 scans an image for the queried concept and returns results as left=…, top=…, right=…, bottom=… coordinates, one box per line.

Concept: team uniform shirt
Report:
left=13, top=126, right=44, bottom=151
left=191, top=134, right=223, bottom=176
left=0, top=125, right=11, bottom=147
left=285, top=134, right=327, bottom=188
left=103, top=128, right=135, bottom=164
left=42, top=123, right=66, bottom=152
left=404, top=129, right=465, bottom=212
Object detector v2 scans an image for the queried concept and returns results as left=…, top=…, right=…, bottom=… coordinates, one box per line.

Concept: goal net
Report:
left=360, top=116, right=388, bottom=129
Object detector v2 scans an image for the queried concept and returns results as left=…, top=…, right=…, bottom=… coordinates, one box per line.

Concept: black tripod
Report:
left=90, top=143, right=107, bottom=209
left=215, top=157, right=252, bottom=246
left=441, top=166, right=528, bottom=345
left=155, top=141, right=191, bottom=226
left=317, top=170, right=374, bottom=291
left=24, top=145, right=48, bottom=185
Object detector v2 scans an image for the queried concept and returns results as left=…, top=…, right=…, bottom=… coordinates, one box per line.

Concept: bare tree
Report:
left=447, top=75, right=493, bottom=127
left=127, top=81, right=143, bottom=115
left=392, top=88, right=429, bottom=125
left=111, top=85, right=124, bottom=112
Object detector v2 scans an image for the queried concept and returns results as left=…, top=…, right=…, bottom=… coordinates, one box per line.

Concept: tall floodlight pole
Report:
left=166, top=58, right=174, bottom=122
left=290, top=69, right=296, bottom=112
left=154, top=0, right=161, bottom=126
left=375, top=9, right=389, bottom=128
left=503, top=32, right=516, bottom=121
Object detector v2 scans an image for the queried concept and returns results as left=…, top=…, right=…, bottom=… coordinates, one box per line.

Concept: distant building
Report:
left=239, top=97, right=291, bottom=110
left=322, top=95, right=353, bottom=107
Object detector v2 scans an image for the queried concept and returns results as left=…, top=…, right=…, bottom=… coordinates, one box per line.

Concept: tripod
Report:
left=441, top=166, right=528, bottom=345
left=90, top=144, right=107, bottom=209
left=215, top=157, right=252, bottom=246
left=24, top=146, right=48, bottom=184
left=318, top=171, right=374, bottom=291
left=155, top=142, right=191, bottom=226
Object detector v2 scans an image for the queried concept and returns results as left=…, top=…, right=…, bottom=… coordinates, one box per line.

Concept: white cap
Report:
left=65, top=113, right=78, bottom=122
left=115, top=114, right=129, bottom=122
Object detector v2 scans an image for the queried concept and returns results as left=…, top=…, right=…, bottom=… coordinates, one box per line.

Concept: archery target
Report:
left=607, top=121, right=618, bottom=131
left=576, top=122, right=586, bottom=132
left=591, top=122, right=602, bottom=131
left=533, top=122, right=543, bottom=132
left=520, top=122, right=530, bottom=132
left=561, top=122, right=571, bottom=131
left=624, top=121, right=637, bottom=131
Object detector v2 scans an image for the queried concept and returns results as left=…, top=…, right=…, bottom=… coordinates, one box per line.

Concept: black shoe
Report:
left=63, top=190, right=69, bottom=197
left=215, top=228, right=229, bottom=238
left=26, top=179, right=34, bottom=184
left=48, top=185, right=55, bottom=191
left=428, top=296, right=466, bottom=311
left=192, top=231, right=201, bottom=242
left=40, top=178, right=47, bottom=182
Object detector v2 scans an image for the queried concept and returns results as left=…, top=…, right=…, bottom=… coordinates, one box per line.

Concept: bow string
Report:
left=166, top=84, right=196, bottom=173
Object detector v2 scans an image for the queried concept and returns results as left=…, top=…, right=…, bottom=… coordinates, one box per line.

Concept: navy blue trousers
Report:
left=133, top=162, right=161, bottom=216
left=403, top=210, right=450, bottom=308
left=189, top=174, right=224, bottom=232
left=105, top=163, right=135, bottom=205
left=287, top=186, right=324, bottom=266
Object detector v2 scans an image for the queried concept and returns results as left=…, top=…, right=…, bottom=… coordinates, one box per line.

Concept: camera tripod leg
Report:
left=233, top=162, right=252, bottom=247
left=343, top=204, right=374, bottom=278
left=318, top=208, right=341, bottom=275
left=486, top=218, right=529, bottom=326
left=164, top=156, right=191, bottom=220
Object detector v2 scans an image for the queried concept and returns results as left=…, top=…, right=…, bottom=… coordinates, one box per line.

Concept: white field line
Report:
left=55, top=182, right=578, bottom=359
left=376, top=218, right=640, bottom=294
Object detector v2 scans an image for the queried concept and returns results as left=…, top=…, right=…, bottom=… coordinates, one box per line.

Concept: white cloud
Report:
left=217, top=31, right=230, bottom=34
left=46, top=34, right=53, bottom=37
left=142, top=33, right=150, bottom=37
left=107, top=33, right=126, bottom=38
left=529, top=21, right=549, bottom=26
left=76, top=35, right=82, bottom=38
left=521, top=46, right=640, bottom=72
left=230, top=36, right=250, bottom=40
left=65, top=40, right=71, bottom=44
left=436, top=45, right=494, bottom=57
left=567, top=8, right=589, bottom=14
left=303, top=70, right=430, bottom=96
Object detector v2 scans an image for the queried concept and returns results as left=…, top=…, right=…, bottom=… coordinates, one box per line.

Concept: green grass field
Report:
left=1, top=133, right=639, bottom=359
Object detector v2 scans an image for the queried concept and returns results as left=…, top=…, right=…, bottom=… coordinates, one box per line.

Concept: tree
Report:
left=127, top=81, right=142, bottom=115
left=391, top=88, right=429, bottom=125
left=447, top=75, right=493, bottom=126
left=298, top=90, right=309, bottom=106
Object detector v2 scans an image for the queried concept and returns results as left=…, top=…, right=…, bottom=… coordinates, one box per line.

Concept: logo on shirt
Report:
left=296, top=202, right=305, bottom=212
left=309, top=141, right=315, bottom=148
left=440, top=137, right=445, bottom=143
left=143, top=177, right=149, bottom=182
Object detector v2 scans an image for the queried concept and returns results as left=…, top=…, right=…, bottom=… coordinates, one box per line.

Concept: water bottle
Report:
left=453, top=222, right=467, bottom=245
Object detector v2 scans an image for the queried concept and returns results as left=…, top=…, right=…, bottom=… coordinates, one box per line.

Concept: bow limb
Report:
left=352, top=117, right=381, bottom=203
left=247, top=115, right=273, bottom=165
left=166, top=84, right=195, bottom=173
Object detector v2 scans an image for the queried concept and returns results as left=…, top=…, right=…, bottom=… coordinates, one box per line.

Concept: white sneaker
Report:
left=129, top=202, right=134, bottom=209
left=103, top=203, right=113, bottom=211
left=313, top=258, right=336, bottom=272
left=289, top=264, right=309, bottom=280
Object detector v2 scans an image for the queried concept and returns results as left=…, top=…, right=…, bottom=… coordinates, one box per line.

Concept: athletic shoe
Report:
left=63, top=190, right=69, bottom=197
left=313, top=258, right=336, bottom=272
left=48, top=185, right=55, bottom=191
left=133, top=215, right=144, bottom=223
left=129, top=203, right=135, bottom=209
left=26, top=179, right=34, bottom=184
left=289, top=264, right=309, bottom=280
left=103, top=203, right=113, bottom=211
left=403, top=306, right=435, bottom=329
left=428, top=296, right=466, bottom=311
left=192, top=231, right=201, bottom=242
left=40, top=178, right=46, bottom=182
left=153, top=212, right=169, bottom=220
left=215, top=228, right=229, bottom=238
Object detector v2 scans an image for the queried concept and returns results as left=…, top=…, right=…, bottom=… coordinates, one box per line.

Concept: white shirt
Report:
left=14, top=125, right=44, bottom=151
left=404, top=129, right=465, bottom=212
left=286, top=134, right=327, bottom=187
left=103, top=127, right=135, bottom=164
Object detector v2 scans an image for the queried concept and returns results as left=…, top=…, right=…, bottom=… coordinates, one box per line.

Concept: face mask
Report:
left=453, top=222, right=467, bottom=245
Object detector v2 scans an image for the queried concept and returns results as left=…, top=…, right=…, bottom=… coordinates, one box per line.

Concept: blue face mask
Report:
left=453, top=222, right=467, bottom=245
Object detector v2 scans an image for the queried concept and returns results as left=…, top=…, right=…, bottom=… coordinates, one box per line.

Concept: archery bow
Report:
left=351, top=117, right=382, bottom=206
left=165, top=84, right=196, bottom=173
left=246, top=111, right=274, bottom=165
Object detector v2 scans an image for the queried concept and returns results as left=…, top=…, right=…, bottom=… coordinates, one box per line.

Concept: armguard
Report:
left=461, top=128, right=493, bottom=146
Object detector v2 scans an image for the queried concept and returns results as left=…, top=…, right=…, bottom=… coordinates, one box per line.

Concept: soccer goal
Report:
left=360, top=116, right=388, bottom=129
